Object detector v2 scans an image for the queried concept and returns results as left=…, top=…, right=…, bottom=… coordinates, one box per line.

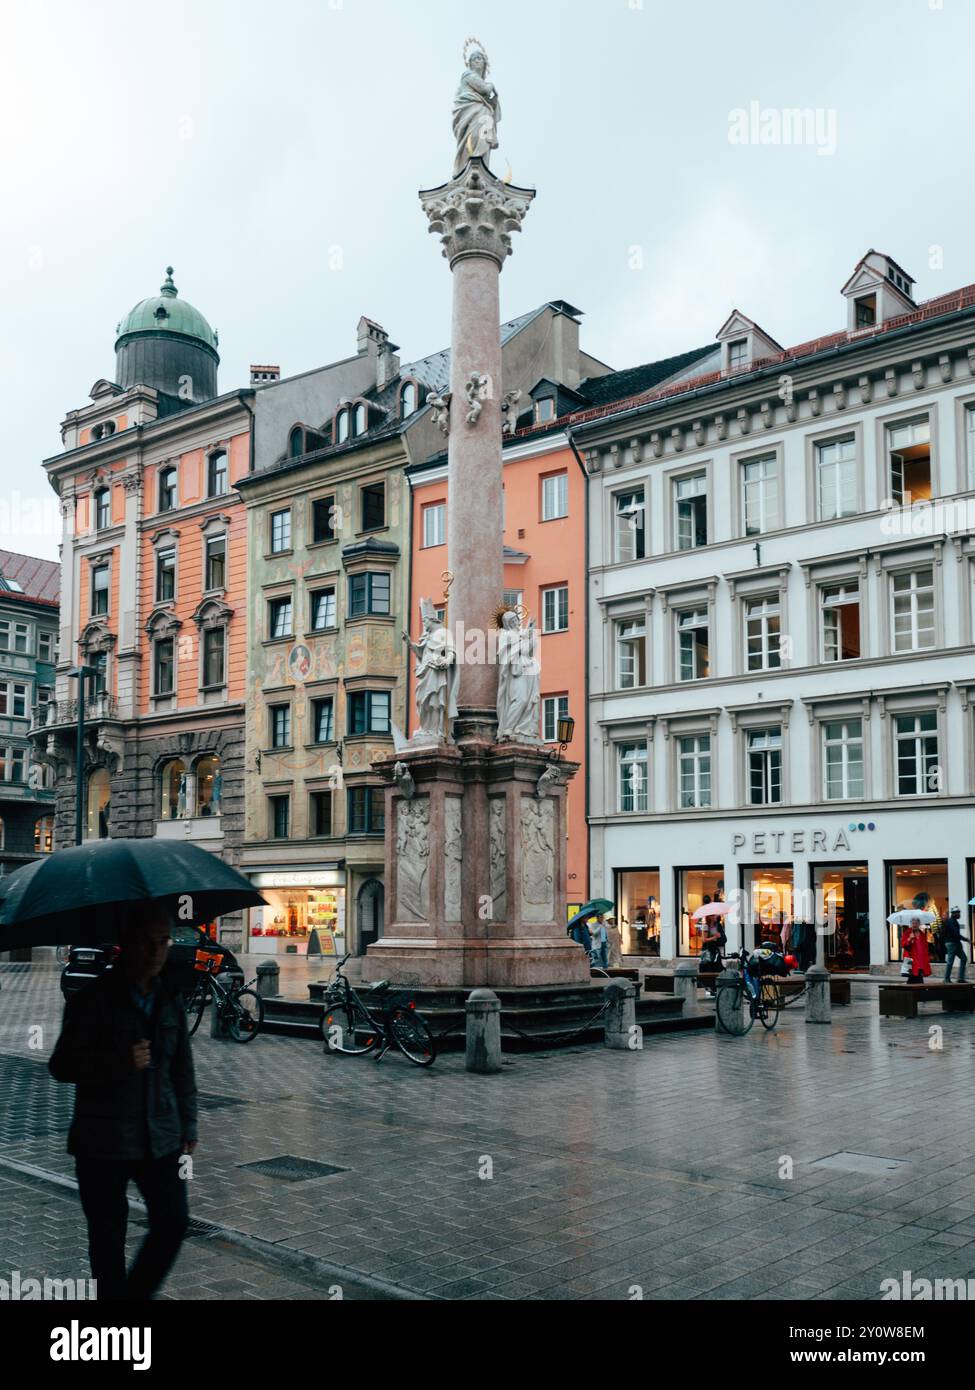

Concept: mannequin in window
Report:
left=176, top=774, right=187, bottom=820
left=211, top=770, right=222, bottom=815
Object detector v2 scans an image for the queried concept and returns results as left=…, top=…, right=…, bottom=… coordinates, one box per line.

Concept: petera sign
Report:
left=732, top=829, right=853, bottom=856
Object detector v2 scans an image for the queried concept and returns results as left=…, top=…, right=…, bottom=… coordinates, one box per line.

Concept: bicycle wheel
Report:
left=228, top=988, right=263, bottom=1043
left=759, top=980, right=782, bottom=1031
left=321, top=997, right=378, bottom=1055
left=388, top=1007, right=436, bottom=1067
left=186, top=982, right=209, bottom=1037
left=715, top=981, right=756, bottom=1035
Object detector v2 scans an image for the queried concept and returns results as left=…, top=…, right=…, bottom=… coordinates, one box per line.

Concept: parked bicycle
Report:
left=317, top=955, right=436, bottom=1067
left=714, top=947, right=789, bottom=1034
left=186, top=948, right=263, bottom=1043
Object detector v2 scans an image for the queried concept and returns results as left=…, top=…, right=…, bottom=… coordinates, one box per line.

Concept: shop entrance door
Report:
left=357, top=878, right=384, bottom=955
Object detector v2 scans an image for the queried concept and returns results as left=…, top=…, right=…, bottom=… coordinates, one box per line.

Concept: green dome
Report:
left=115, top=267, right=218, bottom=351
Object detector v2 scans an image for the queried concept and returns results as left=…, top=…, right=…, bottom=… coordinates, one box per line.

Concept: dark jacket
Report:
left=48, top=969, right=197, bottom=1161
left=943, top=917, right=969, bottom=946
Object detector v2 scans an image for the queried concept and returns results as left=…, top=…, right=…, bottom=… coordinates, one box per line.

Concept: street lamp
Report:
left=552, top=713, right=575, bottom=763
left=67, top=665, right=98, bottom=846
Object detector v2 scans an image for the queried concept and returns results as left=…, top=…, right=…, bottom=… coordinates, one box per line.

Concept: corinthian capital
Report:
left=419, top=158, right=535, bottom=269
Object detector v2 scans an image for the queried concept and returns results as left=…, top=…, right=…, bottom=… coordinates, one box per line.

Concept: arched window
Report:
left=34, top=815, right=54, bottom=854
left=207, top=451, right=228, bottom=497
left=87, top=768, right=111, bottom=840
left=160, top=759, right=187, bottom=820
left=289, top=427, right=304, bottom=459
left=94, top=488, right=111, bottom=530
left=353, top=404, right=367, bottom=437
left=400, top=382, right=417, bottom=418
left=195, top=755, right=222, bottom=817
left=337, top=410, right=350, bottom=444
left=158, top=466, right=178, bottom=513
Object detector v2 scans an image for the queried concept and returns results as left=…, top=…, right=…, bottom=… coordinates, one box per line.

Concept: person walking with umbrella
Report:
left=902, top=916, right=932, bottom=984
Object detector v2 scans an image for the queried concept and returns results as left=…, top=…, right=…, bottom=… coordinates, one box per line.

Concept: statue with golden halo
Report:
left=452, top=38, right=501, bottom=177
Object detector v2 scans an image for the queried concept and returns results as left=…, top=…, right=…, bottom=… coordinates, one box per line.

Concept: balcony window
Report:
left=675, top=473, right=708, bottom=550
left=348, top=572, right=390, bottom=618
left=741, top=455, right=781, bottom=535
left=895, top=711, right=939, bottom=796
left=312, top=496, right=336, bottom=544
left=91, top=564, right=109, bottom=617
left=677, top=608, right=710, bottom=681
left=541, top=472, right=568, bottom=521
left=888, top=417, right=932, bottom=506
left=312, top=697, right=335, bottom=744
left=207, top=451, right=228, bottom=497
left=156, top=548, right=176, bottom=603
left=268, top=597, right=293, bottom=640
left=614, top=489, right=646, bottom=562
left=205, top=535, right=226, bottom=591
left=748, top=727, right=782, bottom=805
left=270, top=509, right=292, bottom=554
left=821, top=583, right=861, bottom=662
left=678, top=735, right=712, bottom=809
left=816, top=437, right=857, bottom=520
left=745, top=596, right=781, bottom=672
left=90, top=651, right=107, bottom=695
left=153, top=638, right=175, bottom=697
left=823, top=720, right=864, bottom=800
left=348, top=690, right=391, bottom=736
left=892, top=568, right=935, bottom=652
left=158, top=466, right=178, bottom=513
left=202, top=627, right=225, bottom=688
left=616, top=619, right=647, bottom=689
left=347, top=786, right=384, bottom=835
left=310, top=589, right=336, bottom=632
left=361, top=481, right=386, bottom=532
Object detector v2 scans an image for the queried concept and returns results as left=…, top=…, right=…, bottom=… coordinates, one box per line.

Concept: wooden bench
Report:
left=879, top=982, right=975, bottom=1019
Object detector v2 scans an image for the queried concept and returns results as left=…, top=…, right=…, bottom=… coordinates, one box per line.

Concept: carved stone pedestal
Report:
left=364, top=741, right=588, bottom=989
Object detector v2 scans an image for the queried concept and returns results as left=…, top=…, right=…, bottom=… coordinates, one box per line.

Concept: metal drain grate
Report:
left=811, top=1151, right=910, bottom=1175
left=238, top=1155, right=349, bottom=1182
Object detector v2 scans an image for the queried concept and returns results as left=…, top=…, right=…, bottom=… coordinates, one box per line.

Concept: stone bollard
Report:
left=466, top=988, right=502, bottom=1074
left=256, top=960, right=280, bottom=1000
left=805, top=964, right=832, bottom=1024
left=210, top=975, right=233, bottom=1038
left=715, top=966, right=746, bottom=1036
left=604, top=979, right=638, bottom=1050
left=674, top=961, right=700, bottom=1017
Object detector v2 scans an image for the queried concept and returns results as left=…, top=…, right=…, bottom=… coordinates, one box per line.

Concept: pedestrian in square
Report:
left=901, top=918, right=931, bottom=984
left=943, top=907, right=969, bottom=983
left=591, top=914, right=609, bottom=969
left=605, top=915, right=623, bottom=968
left=49, top=903, right=197, bottom=1301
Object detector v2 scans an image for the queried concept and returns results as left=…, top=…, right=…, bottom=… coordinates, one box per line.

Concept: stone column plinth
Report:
left=365, top=743, right=588, bottom=989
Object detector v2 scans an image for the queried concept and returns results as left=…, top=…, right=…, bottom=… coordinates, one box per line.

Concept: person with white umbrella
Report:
left=887, top=910, right=935, bottom=983
left=694, top=901, right=730, bottom=997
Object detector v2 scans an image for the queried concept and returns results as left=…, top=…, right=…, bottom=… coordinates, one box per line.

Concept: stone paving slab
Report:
left=2, top=962, right=975, bottom=1300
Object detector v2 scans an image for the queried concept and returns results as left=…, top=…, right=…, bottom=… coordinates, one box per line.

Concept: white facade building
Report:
left=578, top=251, right=975, bottom=972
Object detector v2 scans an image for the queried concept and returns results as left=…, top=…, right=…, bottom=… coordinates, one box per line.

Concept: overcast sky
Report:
left=3, top=0, right=974, bottom=560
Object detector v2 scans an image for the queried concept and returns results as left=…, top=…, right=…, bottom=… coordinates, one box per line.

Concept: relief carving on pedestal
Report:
left=396, top=798, right=430, bottom=922
left=520, top=796, right=554, bottom=923
left=444, top=796, right=463, bottom=923
left=489, top=797, right=507, bottom=923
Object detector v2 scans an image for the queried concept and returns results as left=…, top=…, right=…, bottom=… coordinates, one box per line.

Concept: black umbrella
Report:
left=0, top=839, right=265, bottom=948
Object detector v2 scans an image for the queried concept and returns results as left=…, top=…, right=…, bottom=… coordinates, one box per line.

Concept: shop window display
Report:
left=678, top=867, right=724, bottom=955
left=616, top=870, right=661, bottom=956
left=887, top=861, right=948, bottom=963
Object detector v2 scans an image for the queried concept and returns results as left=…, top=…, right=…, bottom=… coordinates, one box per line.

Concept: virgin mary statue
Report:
left=452, top=41, right=501, bottom=177
left=497, top=610, right=541, bottom=744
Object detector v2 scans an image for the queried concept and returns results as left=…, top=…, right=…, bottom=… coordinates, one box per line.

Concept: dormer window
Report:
left=353, top=403, right=367, bottom=437
left=855, top=294, right=877, bottom=328
left=91, top=421, right=116, bottom=442
left=728, top=339, right=749, bottom=371
left=94, top=488, right=111, bottom=530
left=158, top=466, right=178, bottom=513
left=337, top=409, right=350, bottom=444
left=401, top=382, right=417, bottom=418
left=289, top=427, right=304, bottom=459
left=535, top=397, right=556, bottom=424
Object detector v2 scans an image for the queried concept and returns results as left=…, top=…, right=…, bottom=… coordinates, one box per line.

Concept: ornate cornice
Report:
left=419, top=158, right=535, bottom=269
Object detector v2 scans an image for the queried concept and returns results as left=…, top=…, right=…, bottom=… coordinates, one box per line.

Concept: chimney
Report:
left=356, top=317, right=400, bottom=390
left=250, top=365, right=281, bottom=386
left=547, top=302, right=583, bottom=389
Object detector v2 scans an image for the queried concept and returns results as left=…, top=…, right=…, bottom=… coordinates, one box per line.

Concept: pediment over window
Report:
left=192, top=597, right=234, bottom=631
left=79, top=620, right=117, bottom=653
left=145, top=607, right=183, bottom=639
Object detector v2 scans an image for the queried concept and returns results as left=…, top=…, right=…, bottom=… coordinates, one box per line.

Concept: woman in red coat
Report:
left=902, top=919, right=932, bottom=983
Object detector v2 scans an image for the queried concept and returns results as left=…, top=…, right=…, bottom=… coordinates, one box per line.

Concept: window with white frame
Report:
left=541, top=472, right=568, bottom=521
left=821, top=583, right=861, bottom=662
left=891, top=568, right=935, bottom=652
left=614, top=489, right=646, bottom=562
left=269, top=704, right=292, bottom=749
left=205, top=535, right=226, bottom=591
left=823, top=719, right=864, bottom=800
left=728, top=338, right=749, bottom=371
left=542, top=695, right=569, bottom=743
left=748, top=727, right=782, bottom=805
left=678, top=734, right=711, bottom=808
left=967, top=405, right=975, bottom=489
left=618, top=742, right=649, bottom=813
left=156, top=547, right=176, bottom=603
left=542, top=585, right=569, bottom=633
left=422, top=502, right=446, bottom=548
left=741, top=454, right=781, bottom=535
left=887, top=417, right=932, bottom=506
left=270, top=510, right=292, bottom=554
left=744, top=595, right=781, bottom=672
left=38, top=631, right=57, bottom=663
left=502, top=589, right=523, bottom=611
left=677, top=607, right=710, bottom=681
left=895, top=711, right=939, bottom=796
left=91, top=565, right=109, bottom=618
left=816, top=436, right=857, bottom=520
left=615, top=618, right=647, bottom=689
left=0, top=747, right=26, bottom=783
left=0, top=683, right=28, bottom=718
left=268, top=596, right=293, bottom=640
left=674, top=473, right=708, bottom=550
left=310, top=588, right=336, bottom=632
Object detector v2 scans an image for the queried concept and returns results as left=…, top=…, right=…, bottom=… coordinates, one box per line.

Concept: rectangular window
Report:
left=618, top=742, right=649, bottom=813
left=361, top=481, right=386, bottom=532
left=967, top=406, right=975, bottom=490
left=310, top=589, right=336, bottom=632
left=745, top=596, right=781, bottom=672
left=616, top=618, right=647, bottom=689
left=347, top=786, right=385, bottom=835
left=269, top=704, right=292, bottom=749
left=205, top=535, right=226, bottom=591
left=12, top=623, right=29, bottom=654
left=270, top=510, right=292, bottom=554
left=748, top=727, right=782, bottom=805
left=502, top=589, right=523, bottom=611
left=675, top=473, right=708, bottom=550
left=348, top=690, right=391, bottom=736
left=823, top=719, right=864, bottom=800
left=678, top=735, right=712, bottom=808
left=887, top=417, right=932, bottom=506
left=156, top=548, right=175, bottom=603
left=312, top=496, right=337, bottom=544
left=677, top=608, right=710, bottom=681
left=91, top=565, right=109, bottom=617
left=821, top=583, right=861, bottom=662
left=541, top=472, right=568, bottom=521
left=312, top=697, right=335, bottom=744
left=269, top=795, right=290, bottom=840
left=310, top=791, right=333, bottom=838
left=268, top=597, right=293, bottom=641
left=895, top=711, right=939, bottom=796
left=202, top=628, right=225, bottom=688
left=0, top=684, right=28, bottom=718
left=422, top=502, right=446, bottom=548
left=348, top=572, right=391, bottom=618
left=208, top=452, right=228, bottom=497
left=741, top=454, right=781, bottom=535
left=91, top=651, right=107, bottom=695
left=614, top=489, right=646, bottom=562
left=10, top=747, right=25, bottom=783
left=892, top=568, right=935, bottom=652
left=728, top=338, right=749, bottom=370
left=95, top=490, right=111, bottom=530
left=153, top=638, right=175, bottom=696
left=542, top=694, right=569, bottom=743
left=38, top=631, right=56, bottom=663
left=816, top=436, right=857, bottom=520
left=542, top=585, right=569, bottom=633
